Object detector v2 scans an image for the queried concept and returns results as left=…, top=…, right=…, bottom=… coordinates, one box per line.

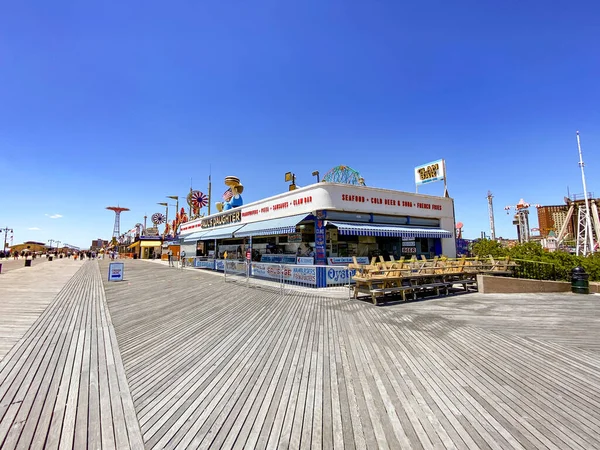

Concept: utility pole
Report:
left=48, top=239, right=55, bottom=251
left=2, top=227, right=13, bottom=253
left=208, top=172, right=212, bottom=216
left=487, top=191, right=496, bottom=241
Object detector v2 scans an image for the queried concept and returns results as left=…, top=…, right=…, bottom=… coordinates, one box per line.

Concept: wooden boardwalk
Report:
left=1, top=259, right=599, bottom=449
left=0, top=258, right=80, bottom=359
left=104, top=262, right=600, bottom=449
left=0, top=261, right=143, bottom=449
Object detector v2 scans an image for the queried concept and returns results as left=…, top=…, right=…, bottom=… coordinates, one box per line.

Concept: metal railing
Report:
left=223, top=260, right=248, bottom=283
left=511, top=259, right=565, bottom=281
left=219, top=260, right=352, bottom=298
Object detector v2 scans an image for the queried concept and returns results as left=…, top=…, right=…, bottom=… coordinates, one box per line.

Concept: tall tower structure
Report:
left=487, top=191, right=496, bottom=241
left=575, top=131, right=596, bottom=255
left=556, top=132, right=599, bottom=255
left=106, top=206, right=130, bottom=244
left=505, top=199, right=539, bottom=244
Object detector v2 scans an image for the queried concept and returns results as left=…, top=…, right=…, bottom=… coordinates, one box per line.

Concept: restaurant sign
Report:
left=145, top=227, right=159, bottom=236
left=414, top=159, right=445, bottom=186
left=288, top=232, right=303, bottom=243
left=201, top=210, right=242, bottom=229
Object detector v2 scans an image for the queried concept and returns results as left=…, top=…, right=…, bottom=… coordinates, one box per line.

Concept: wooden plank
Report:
left=20, top=276, right=87, bottom=449
left=202, top=295, right=310, bottom=448
left=44, top=281, right=88, bottom=450
left=0, top=272, right=85, bottom=448
left=73, top=270, right=93, bottom=450
left=94, top=270, right=116, bottom=450
left=0, top=259, right=81, bottom=362
left=256, top=295, right=317, bottom=449
left=90, top=260, right=600, bottom=449
left=141, top=302, right=286, bottom=446
left=0, top=260, right=143, bottom=450
left=196, top=296, right=310, bottom=449
left=140, top=303, right=281, bottom=444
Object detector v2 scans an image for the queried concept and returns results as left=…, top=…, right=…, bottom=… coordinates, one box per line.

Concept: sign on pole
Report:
left=415, top=159, right=445, bottom=186
left=414, top=159, right=446, bottom=194
left=108, top=262, right=124, bottom=281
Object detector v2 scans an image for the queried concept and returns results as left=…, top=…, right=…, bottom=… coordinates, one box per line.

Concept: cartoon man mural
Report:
left=216, top=176, right=244, bottom=212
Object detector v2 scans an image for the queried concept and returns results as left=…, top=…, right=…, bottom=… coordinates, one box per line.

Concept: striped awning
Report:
left=180, top=231, right=208, bottom=242
left=199, top=223, right=246, bottom=240
left=326, top=221, right=453, bottom=239
left=234, top=214, right=309, bottom=238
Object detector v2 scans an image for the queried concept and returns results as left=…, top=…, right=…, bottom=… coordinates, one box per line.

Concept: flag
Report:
left=223, top=188, right=233, bottom=201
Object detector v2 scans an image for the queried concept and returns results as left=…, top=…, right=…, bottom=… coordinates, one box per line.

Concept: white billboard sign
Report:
left=414, top=159, right=445, bottom=186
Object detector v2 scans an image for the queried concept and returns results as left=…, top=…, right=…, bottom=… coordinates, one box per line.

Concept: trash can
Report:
left=48, top=256, right=53, bottom=261
left=24, top=259, right=32, bottom=267
left=571, top=266, right=589, bottom=294
left=0, top=263, right=2, bottom=274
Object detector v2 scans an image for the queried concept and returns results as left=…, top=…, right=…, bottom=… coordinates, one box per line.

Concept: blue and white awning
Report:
left=326, top=221, right=453, bottom=239
left=180, top=231, right=209, bottom=242
left=199, top=224, right=246, bottom=240
left=234, top=214, right=309, bottom=238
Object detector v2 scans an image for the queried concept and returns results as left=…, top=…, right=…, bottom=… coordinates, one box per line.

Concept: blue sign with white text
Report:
left=314, top=216, right=326, bottom=265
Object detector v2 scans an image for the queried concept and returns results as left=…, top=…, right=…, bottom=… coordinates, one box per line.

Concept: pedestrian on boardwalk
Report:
left=181, top=249, right=186, bottom=268
left=168, top=249, right=173, bottom=267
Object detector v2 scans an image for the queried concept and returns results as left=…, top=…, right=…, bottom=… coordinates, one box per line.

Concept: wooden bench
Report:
left=415, top=282, right=453, bottom=296
left=369, top=280, right=460, bottom=305
left=369, top=286, right=416, bottom=305
left=449, top=278, right=478, bottom=292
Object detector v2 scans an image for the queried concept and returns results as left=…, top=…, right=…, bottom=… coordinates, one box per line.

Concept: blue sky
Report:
left=1, top=1, right=599, bottom=249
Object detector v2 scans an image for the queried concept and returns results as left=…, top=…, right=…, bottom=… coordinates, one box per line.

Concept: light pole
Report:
left=2, top=227, right=13, bottom=254
left=312, top=170, right=320, bottom=183
left=55, top=241, right=61, bottom=253
left=167, top=196, right=179, bottom=216
left=157, top=202, right=168, bottom=225
left=285, top=172, right=297, bottom=191
left=48, top=239, right=55, bottom=252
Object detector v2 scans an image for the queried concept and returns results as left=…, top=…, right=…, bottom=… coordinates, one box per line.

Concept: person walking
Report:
left=167, top=249, right=173, bottom=267
left=181, top=249, right=186, bottom=268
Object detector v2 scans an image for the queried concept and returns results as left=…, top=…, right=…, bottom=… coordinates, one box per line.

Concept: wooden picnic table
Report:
left=352, top=269, right=477, bottom=305
left=349, top=255, right=518, bottom=305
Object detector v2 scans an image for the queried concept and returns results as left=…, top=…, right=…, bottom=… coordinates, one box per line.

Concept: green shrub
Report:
left=471, top=240, right=600, bottom=281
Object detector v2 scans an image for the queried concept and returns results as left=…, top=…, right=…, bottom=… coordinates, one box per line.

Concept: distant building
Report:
left=10, top=241, right=48, bottom=254
left=90, top=238, right=109, bottom=251
left=537, top=204, right=574, bottom=239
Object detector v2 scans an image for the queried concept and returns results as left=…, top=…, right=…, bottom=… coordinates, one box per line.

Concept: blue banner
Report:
left=194, top=259, right=215, bottom=270
left=314, top=216, right=326, bottom=265
left=325, top=266, right=356, bottom=286
left=260, top=254, right=297, bottom=264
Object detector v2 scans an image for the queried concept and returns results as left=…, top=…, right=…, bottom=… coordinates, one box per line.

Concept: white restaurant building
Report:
left=179, top=182, right=456, bottom=275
